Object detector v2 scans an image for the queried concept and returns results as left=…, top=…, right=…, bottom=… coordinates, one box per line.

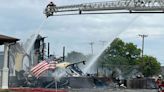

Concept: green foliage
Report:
left=136, top=55, right=161, bottom=77
left=98, top=38, right=161, bottom=77
left=99, top=38, right=141, bottom=66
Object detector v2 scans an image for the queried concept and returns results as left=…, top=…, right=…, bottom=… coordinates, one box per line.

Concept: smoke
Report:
left=52, top=68, right=67, bottom=81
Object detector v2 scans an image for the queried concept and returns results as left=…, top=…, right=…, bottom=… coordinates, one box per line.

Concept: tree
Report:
left=98, top=38, right=161, bottom=77
left=66, top=51, right=87, bottom=63
left=124, top=43, right=141, bottom=65
left=136, top=55, right=161, bottom=77
left=98, top=38, right=141, bottom=66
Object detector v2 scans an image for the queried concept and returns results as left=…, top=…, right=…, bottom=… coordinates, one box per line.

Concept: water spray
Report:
left=24, top=19, right=47, bottom=54
left=83, top=15, right=140, bottom=74
left=22, top=18, right=48, bottom=71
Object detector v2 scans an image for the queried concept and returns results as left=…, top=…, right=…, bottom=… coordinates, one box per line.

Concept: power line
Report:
left=99, top=40, right=107, bottom=47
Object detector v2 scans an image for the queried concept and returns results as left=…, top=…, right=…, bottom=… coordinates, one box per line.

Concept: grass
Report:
left=0, top=89, right=11, bottom=92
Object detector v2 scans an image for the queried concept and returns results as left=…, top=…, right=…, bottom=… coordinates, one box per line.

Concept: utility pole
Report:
left=139, top=34, right=148, bottom=59
left=63, top=46, right=65, bottom=61
left=89, top=42, right=94, bottom=55
left=100, top=40, right=107, bottom=47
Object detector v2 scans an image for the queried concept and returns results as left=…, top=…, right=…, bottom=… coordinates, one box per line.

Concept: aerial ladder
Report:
left=44, top=0, right=164, bottom=17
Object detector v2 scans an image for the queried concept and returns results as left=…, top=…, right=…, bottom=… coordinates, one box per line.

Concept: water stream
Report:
left=24, top=19, right=47, bottom=54
left=83, top=15, right=139, bottom=74
left=22, top=19, right=47, bottom=70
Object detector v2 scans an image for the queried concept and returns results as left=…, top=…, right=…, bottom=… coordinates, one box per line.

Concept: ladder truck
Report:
left=44, top=0, right=164, bottom=17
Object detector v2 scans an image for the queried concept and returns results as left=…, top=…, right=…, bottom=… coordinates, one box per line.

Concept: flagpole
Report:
left=55, top=79, right=57, bottom=92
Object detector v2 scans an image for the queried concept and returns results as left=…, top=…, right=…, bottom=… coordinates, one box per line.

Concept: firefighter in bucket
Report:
left=44, top=2, right=56, bottom=18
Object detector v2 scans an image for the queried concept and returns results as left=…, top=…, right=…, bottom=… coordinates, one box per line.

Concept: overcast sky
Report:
left=0, top=0, right=164, bottom=65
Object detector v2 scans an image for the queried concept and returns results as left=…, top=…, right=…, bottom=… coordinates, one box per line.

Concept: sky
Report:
left=0, top=0, right=164, bottom=65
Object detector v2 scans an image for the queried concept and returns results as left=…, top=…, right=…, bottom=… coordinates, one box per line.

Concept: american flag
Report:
left=31, top=60, right=56, bottom=78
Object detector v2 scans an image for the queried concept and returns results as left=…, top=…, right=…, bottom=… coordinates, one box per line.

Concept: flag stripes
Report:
left=35, top=64, right=56, bottom=77
left=31, top=60, right=56, bottom=78
left=31, top=61, right=48, bottom=75
left=31, top=61, right=47, bottom=72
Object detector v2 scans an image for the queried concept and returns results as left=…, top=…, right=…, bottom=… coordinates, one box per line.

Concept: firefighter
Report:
left=47, top=2, right=56, bottom=8
left=45, top=2, right=56, bottom=17
left=157, top=75, right=162, bottom=86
